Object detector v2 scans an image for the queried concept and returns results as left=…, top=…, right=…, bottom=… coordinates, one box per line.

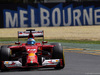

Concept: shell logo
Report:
left=6, top=61, right=9, bottom=64
left=28, top=53, right=35, bottom=60
left=56, top=60, right=59, bottom=62
left=29, top=53, right=35, bottom=57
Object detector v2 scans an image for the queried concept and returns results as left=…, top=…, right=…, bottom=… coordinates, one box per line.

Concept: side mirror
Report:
left=42, top=41, right=48, bottom=44
left=15, top=42, right=20, bottom=45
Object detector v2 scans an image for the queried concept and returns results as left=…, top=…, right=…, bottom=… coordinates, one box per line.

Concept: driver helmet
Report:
left=27, top=38, right=35, bottom=45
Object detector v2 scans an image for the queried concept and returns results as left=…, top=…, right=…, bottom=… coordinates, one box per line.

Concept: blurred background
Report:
left=0, top=0, right=100, bottom=41
left=0, top=0, right=99, bottom=3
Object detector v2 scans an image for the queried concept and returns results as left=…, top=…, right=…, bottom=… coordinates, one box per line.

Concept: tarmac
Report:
left=62, top=42, right=100, bottom=55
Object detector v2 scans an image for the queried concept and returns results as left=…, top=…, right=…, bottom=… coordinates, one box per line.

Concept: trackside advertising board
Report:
left=0, top=2, right=100, bottom=28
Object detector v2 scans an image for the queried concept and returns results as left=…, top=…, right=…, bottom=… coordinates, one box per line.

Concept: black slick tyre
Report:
left=0, top=46, right=1, bottom=71
left=1, top=46, right=11, bottom=61
left=0, top=45, right=11, bottom=71
left=50, top=43, right=65, bottom=69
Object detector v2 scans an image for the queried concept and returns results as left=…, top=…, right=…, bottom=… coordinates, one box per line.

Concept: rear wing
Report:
left=15, top=29, right=48, bottom=45
left=17, top=30, right=44, bottom=43
left=18, top=30, right=44, bottom=38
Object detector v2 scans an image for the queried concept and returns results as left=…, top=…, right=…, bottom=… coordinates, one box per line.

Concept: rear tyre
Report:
left=50, top=43, right=65, bottom=69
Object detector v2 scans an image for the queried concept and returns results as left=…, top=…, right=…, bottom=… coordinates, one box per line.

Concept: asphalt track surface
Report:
left=0, top=51, right=100, bottom=75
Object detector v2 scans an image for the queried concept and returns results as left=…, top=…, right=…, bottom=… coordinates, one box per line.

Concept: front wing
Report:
left=3, top=59, right=62, bottom=68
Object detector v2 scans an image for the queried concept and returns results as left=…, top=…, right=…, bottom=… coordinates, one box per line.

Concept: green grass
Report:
left=0, top=37, right=100, bottom=44
left=0, top=37, right=18, bottom=41
left=45, top=39, right=100, bottom=44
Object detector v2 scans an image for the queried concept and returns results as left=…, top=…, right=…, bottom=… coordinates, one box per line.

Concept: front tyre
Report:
left=0, top=46, right=2, bottom=71
left=50, top=43, right=65, bottom=69
left=1, top=46, right=11, bottom=61
left=0, top=45, right=11, bottom=71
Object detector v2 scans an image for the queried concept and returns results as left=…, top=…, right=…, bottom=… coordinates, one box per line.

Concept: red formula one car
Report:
left=0, top=29, right=65, bottom=71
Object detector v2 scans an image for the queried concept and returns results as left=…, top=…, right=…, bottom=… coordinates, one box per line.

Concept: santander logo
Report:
left=27, top=49, right=36, bottom=51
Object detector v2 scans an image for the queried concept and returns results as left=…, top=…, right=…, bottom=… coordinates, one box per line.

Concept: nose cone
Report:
left=27, top=53, right=39, bottom=65
left=26, top=46, right=39, bottom=66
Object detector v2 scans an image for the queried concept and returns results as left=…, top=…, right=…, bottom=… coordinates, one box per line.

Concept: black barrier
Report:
left=1, top=2, right=100, bottom=28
